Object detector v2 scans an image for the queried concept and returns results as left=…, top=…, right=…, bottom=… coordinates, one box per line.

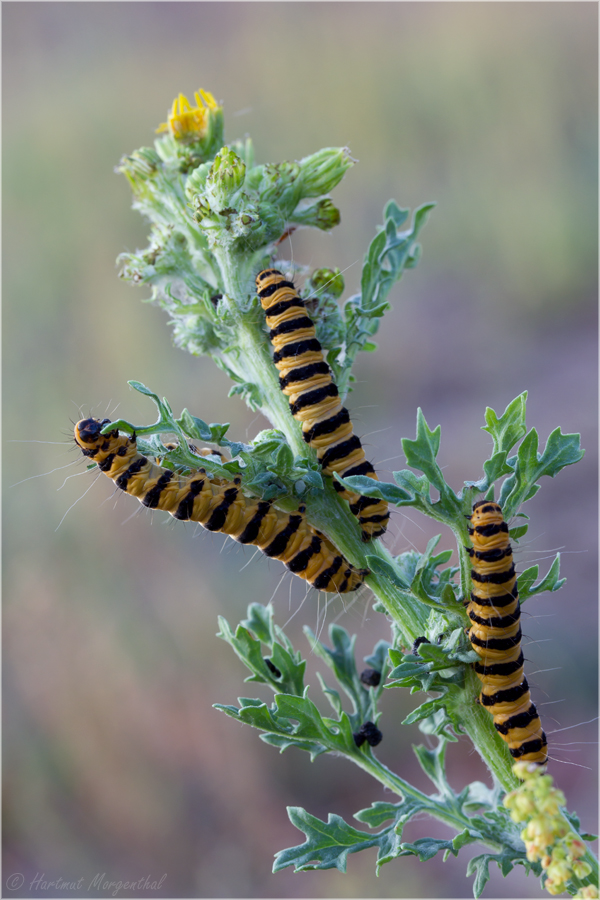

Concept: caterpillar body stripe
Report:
left=467, top=500, right=548, bottom=767
left=74, top=418, right=368, bottom=594
left=255, top=269, right=389, bottom=542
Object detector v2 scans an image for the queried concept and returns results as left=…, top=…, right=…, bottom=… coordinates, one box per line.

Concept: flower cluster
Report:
left=504, top=762, right=595, bottom=896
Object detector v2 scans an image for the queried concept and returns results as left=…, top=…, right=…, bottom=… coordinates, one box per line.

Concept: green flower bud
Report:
left=546, top=858, right=572, bottom=883
left=575, top=882, right=599, bottom=897
left=290, top=198, right=341, bottom=231
left=185, top=162, right=211, bottom=202
left=306, top=268, right=345, bottom=300
left=205, top=147, right=246, bottom=209
left=117, top=147, right=161, bottom=195
left=257, top=161, right=302, bottom=213
left=297, top=147, right=355, bottom=199
left=566, top=836, right=587, bottom=859
left=546, top=877, right=568, bottom=896
left=512, top=761, right=541, bottom=781
left=572, top=860, right=593, bottom=879
left=192, top=195, right=212, bottom=222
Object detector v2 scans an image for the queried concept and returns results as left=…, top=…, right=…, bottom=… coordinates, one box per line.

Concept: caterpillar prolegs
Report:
left=467, top=500, right=548, bottom=767
left=255, top=269, right=389, bottom=542
left=74, top=418, right=368, bottom=594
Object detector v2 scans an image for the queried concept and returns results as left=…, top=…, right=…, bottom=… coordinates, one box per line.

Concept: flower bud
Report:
left=290, top=198, right=341, bottom=231
left=572, top=859, right=592, bottom=879
left=575, top=884, right=599, bottom=898
left=546, top=858, right=572, bottom=884
left=256, top=161, right=303, bottom=217
left=566, top=836, right=587, bottom=859
left=117, top=147, right=160, bottom=194
left=513, top=760, right=540, bottom=781
left=297, top=147, right=355, bottom=199
left=205, top=147, right=246, bottom=208
left=185, top=162, right=211, bottom=202
left=545, top=877, right=567, bottom=896
left=515, top=793, right=537, bottom=818
left=306, top=268, right=345, bottom=300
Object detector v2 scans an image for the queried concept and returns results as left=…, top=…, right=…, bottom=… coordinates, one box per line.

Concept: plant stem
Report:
left=350, top=752, right=505, bottom=850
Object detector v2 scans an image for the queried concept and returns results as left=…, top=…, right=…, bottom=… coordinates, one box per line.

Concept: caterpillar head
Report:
left=74, top=417, right=113, bottom=450
left=471, top=499, right=503, bottom=527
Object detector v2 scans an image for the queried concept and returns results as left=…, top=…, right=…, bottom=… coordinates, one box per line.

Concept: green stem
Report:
left=215, top=250, right=309, bottom=458
left=453, top=668, right=519, bottom=792
left=350, top=752, right=505, bottom=851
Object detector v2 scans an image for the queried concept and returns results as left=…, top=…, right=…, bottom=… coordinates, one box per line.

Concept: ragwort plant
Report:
left=78, top=89, right=598, bottom=897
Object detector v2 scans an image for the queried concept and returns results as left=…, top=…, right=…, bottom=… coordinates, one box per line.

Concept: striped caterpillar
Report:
left=467, top=500, right=548, bottom=766
left=255, top=268, right=389, bottom=542
left=74, top=418, right=368, bottom=594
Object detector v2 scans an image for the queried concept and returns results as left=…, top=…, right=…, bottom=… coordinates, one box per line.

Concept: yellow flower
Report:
left=157, top=89, right=220, bottom=141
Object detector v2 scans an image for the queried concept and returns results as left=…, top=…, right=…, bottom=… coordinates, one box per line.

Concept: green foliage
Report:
left=103, top=380, right=324, bottom=503
left=108, top=93, right=595, bottom=895
left=215, top=604, right=390, bottom=760
left=215, top=604, right=543, bottom=896
left=119, top=110, right=432, bottom=414
left=333, top=201, right=436, bottom=399
left=337, top=396, right=581, bottom=613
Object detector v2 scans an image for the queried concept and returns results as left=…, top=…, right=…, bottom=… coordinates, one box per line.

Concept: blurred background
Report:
left=3, top=3, right=597, bottom=897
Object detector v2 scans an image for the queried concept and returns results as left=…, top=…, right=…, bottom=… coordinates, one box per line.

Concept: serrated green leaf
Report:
left=401, top=411, right=461, bottom=518
left=403, top=697, right=450, bottom=726
left=303, top=625, right=383, bottom=728
left=128, top=379, right=161, bottom=404
left=463, top=780, right=504, bottom=812
left=452, top=828, right=479, bottom=852
left=260, top=733, right=328, bottom=759
left=393, top=468, right=431, bottom=497
left=333, top=473, right=410, bottom=505
left=400, top=837, right=458, bottom=862
left=501, top=427, right=584, bottom=519
left=466, top=451, right=512, bottom=494
left=217, top=613, right=305, bottom=695
left=316, top=672, right=344, bottom=717
left=363, top=640, right=393, bottom=678
left=538, top=427, right=585, bottom=477
left=482, top=393, right=528, bottom=456
left=354, top=796, right=425, bottom=829
left=417, top=706, right=460, bottom=741
left=412, top=740, right=451, bottom=794
left=177, top=408, right=213, bottom=441
left=402, top=409, right=442, bottom=485
left=467, top=853, right=493, bottom=898
left=273, top=807, right=395, bottom=874
left=518, top=556, right=565, bottom=603
left=562, top=809, right=581, bottom=831
left=241, top=603, right=275, bottom=645
left=274, top=441, right=294, bottom=471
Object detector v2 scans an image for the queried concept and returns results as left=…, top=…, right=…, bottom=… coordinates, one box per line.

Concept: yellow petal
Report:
left=198, top=89, right=218, bottom=110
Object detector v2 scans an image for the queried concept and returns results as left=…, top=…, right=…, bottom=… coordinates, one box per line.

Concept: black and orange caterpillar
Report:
left=74, top=417, right=368, bottom=594
left=255, top=268, right=389, bottom=542
left=467, top=500, right=548, bottom=766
